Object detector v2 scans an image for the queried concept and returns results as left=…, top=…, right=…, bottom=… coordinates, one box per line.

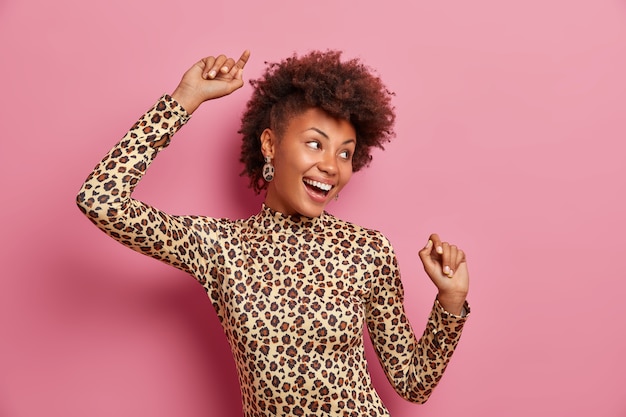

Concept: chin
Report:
left=296, top=203, right=327, bottom=218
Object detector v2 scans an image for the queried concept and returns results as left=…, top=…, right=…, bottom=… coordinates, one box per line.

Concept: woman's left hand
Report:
left=418, top=233, right=469, bottom=315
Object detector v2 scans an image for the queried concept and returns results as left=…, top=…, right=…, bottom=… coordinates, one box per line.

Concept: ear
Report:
left=260, top=128, right=276, bottom=159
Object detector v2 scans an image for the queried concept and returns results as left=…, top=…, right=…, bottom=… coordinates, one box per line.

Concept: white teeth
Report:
left=304, top=179, right=332, bottom=192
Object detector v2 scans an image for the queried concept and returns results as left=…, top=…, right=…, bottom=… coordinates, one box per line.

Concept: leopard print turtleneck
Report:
left=77, top=95, right=469, bottom=417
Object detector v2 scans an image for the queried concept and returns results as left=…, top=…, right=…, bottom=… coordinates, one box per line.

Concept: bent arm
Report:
left=366, top=236, right=469, bottom=403
left=76, top=51, right=250, bottom=276
left=76, top=95, right=208, bottom=274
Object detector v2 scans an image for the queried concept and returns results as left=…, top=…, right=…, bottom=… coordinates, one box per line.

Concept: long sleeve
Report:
left=76, top=95, right=470, bottom=415
left=76, top=95, right=211, bottom=276
left=365, top=235, right=469, bottom=404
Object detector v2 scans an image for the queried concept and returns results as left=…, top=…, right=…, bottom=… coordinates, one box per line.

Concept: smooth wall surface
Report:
left=1, top=1, right=625, bottom=416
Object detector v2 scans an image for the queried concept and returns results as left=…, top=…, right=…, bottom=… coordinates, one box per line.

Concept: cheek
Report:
left=273, top=155, right=304, bottom=185
left=340, top=166, right=353, bottom=186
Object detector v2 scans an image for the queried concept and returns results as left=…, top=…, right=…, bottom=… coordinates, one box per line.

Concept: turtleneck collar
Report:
left=249, top=204, right=327, bottom=234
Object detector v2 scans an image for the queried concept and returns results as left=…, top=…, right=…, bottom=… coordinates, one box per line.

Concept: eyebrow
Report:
left=306, top=127, right=356, bottom=145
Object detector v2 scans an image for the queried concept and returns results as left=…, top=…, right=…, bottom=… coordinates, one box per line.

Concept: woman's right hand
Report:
left=171, top=50, right=250, bottom=114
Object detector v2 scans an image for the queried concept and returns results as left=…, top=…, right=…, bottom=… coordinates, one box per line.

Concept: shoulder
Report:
left=184, top=214, right=248, bottom=238
left=323, top=212, right=394, bottom=254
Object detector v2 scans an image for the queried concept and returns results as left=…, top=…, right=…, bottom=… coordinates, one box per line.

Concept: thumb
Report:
left=418, top=239, right=434, bottom=265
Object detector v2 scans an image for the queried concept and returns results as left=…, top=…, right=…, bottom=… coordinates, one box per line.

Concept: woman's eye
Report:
left=339, top=150, right=351, bottom=160
left=306, top=141, right=320, bottom=150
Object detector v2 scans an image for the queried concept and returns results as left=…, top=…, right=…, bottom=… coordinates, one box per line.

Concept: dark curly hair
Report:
left=239, top=50, right=396, bottom=193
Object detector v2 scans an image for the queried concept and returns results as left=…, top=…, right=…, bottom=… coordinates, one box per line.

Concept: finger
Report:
left=202, top=56, right=217, bottom=79
left=418, top=239, right=438, bottom=275
left=206, top=54, right=227, bottom=79
left=448, top=245, right=458, bottom=278
left=418, top=239, right=434, bottom=263
left=220, top=57, right=236, bottom=74
left=441, top=242, right=452, bottom=277
left=213, top=54, right=229, bottom=75
left=455, top=248, right=466, bottom=269
left=230, top=66, right=243, bottom=81
left=227, top=68, right=245, bottom=91
left=428, top=233, right=443, bottom=256
left=236, top=50, right=251, bottom=70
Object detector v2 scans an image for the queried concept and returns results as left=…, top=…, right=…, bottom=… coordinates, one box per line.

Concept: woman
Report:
left=77, top=49, right=470, bottom=417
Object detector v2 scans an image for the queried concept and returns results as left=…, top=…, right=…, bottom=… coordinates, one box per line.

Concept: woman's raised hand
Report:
left=418, top=233, right=470, bottom=315
left=172, top=50, right=251, bottom=114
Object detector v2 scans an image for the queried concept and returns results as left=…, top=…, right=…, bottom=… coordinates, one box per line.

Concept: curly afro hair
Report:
left=239, top=50, right=396, bottom=193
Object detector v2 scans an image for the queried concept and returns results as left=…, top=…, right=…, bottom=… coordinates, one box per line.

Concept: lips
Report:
left=303, top=178, right=332, bottom=193
left=303, top=178, right=334, bottom=202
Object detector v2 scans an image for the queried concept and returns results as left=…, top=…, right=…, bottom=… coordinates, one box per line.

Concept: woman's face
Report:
left=261, top=107, right=356, bottom=218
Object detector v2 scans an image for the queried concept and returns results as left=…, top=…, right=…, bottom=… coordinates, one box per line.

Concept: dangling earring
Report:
left=262, top=156, right=274, bottom=182
left=334, top=193, right=339, bottom=201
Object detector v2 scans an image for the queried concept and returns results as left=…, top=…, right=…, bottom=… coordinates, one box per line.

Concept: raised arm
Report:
left=76, top=51, right=250, bottom=274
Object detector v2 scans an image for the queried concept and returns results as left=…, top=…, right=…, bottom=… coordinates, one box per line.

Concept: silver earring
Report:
left=334, top=193, right=339, bottom=201
left=262, top=156, right=274, bottom=182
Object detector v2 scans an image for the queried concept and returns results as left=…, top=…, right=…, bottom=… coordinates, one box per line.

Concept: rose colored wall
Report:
left=1, top=0, right=625, bottom=416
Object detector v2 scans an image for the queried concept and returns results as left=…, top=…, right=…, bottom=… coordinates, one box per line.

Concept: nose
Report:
left=317, top=151, right=338, bottom=176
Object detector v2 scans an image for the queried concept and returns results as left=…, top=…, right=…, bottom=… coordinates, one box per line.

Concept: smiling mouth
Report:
left=303, top=178, right=333, bottom=196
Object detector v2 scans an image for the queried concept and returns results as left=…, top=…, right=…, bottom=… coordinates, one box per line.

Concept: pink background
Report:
left=1, top=0, right=625, bottom=416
